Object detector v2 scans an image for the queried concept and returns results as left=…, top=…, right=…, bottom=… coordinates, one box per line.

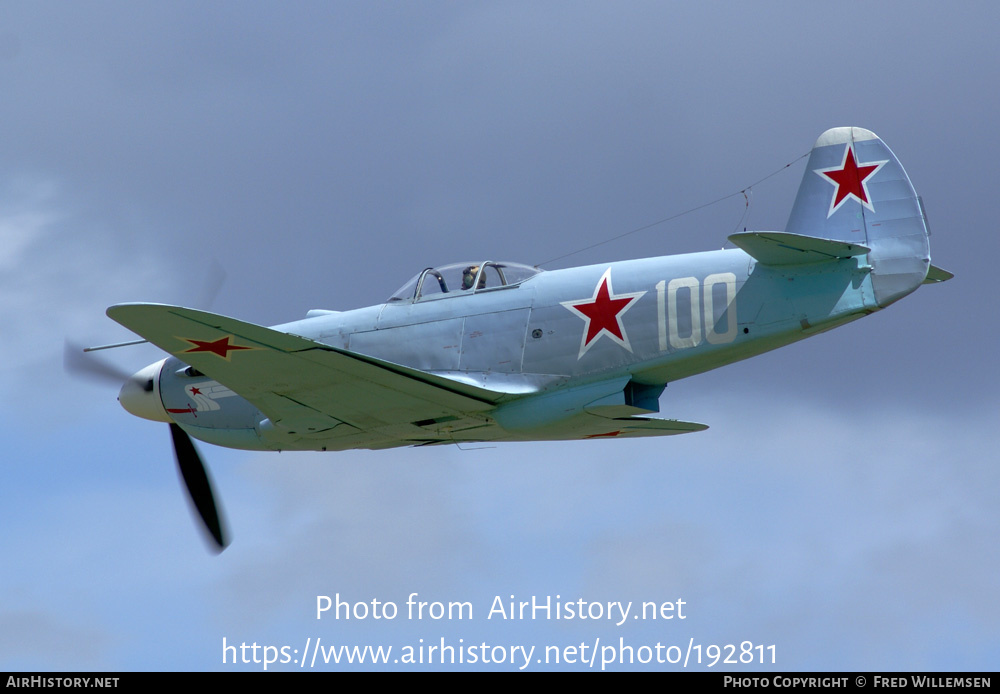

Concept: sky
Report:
left=1, top=1, right=997, bottom=672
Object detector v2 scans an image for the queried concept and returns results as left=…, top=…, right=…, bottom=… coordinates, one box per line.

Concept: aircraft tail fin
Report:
left=784, top=127, right=932, bottom=306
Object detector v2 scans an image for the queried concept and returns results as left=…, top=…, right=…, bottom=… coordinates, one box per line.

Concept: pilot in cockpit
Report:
left=462, top=265, right=485, bottom=290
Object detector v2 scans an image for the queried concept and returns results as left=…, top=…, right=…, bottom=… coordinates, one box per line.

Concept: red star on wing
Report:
left=815, top=145, right=888, bottom=217
left=561, top=268, right=646, bottom=358
left=180, top=335, right=254, bottom=359
left=584, top=430, right=623, bottom=439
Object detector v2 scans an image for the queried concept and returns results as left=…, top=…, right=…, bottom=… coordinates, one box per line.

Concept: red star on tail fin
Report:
left=815, top=145, right=887, bottom=217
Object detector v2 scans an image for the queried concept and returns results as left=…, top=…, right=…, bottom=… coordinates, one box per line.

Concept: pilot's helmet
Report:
left=462, top=265, right=480, bottom=290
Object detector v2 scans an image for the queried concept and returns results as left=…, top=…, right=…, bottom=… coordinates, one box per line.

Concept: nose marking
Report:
left=118, top=359, right=171, bottom=423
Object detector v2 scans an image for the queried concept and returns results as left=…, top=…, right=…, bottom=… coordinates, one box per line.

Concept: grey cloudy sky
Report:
left=1, top=1, right=996, bottom=671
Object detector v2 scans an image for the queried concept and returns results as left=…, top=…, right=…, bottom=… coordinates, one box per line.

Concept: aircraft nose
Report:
left=119, top=359, right=172, bottom=423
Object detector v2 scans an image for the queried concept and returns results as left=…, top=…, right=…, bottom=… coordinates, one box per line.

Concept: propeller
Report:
left=65, top=261, right=233, bottom=551
left=64, top=340, right=133, bottom=384
left=170, top=422, right=229, bottom=551
left=65, top=343, right=231, bottom=553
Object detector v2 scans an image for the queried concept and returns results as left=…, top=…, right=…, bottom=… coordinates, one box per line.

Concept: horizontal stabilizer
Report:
left=729, top=231, right=869, bottom=266
left=922, top=265, right=954, bottom=284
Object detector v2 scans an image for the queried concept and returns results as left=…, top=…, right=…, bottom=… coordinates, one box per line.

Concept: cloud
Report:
left=0, top=176, right=189, bottom=416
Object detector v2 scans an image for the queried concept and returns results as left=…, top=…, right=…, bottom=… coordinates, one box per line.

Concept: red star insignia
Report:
left=815, top=144, right=888, bottom=217
left=188, top=387, right=202, bottom=396
left=179, top=335, right=254, bottom=359
left=561, top=268, right=645, bottom=358
left=584, top=430, right=622, bottom=439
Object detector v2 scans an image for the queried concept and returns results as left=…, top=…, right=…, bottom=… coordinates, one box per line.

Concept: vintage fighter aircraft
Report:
left=93, top=127, right=950, bottom=550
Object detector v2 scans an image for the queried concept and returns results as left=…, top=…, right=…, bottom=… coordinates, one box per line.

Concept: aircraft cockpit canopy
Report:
left=388, top=261, right=541, bottom=302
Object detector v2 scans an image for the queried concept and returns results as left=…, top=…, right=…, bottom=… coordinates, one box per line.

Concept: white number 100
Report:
left=656, top=273, right=738, bottom=351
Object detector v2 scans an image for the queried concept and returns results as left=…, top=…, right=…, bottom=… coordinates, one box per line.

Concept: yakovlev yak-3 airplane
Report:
left=93, top=127, right=950, bottom=550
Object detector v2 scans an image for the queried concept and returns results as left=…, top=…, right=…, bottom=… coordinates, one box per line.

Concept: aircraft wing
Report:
left=562, top=415, right=707, bottom=440
left=107, top=303, right=506, bottom=447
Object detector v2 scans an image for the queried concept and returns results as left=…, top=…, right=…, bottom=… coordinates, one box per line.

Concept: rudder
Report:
left=785, top=127, right=931, bottom=306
